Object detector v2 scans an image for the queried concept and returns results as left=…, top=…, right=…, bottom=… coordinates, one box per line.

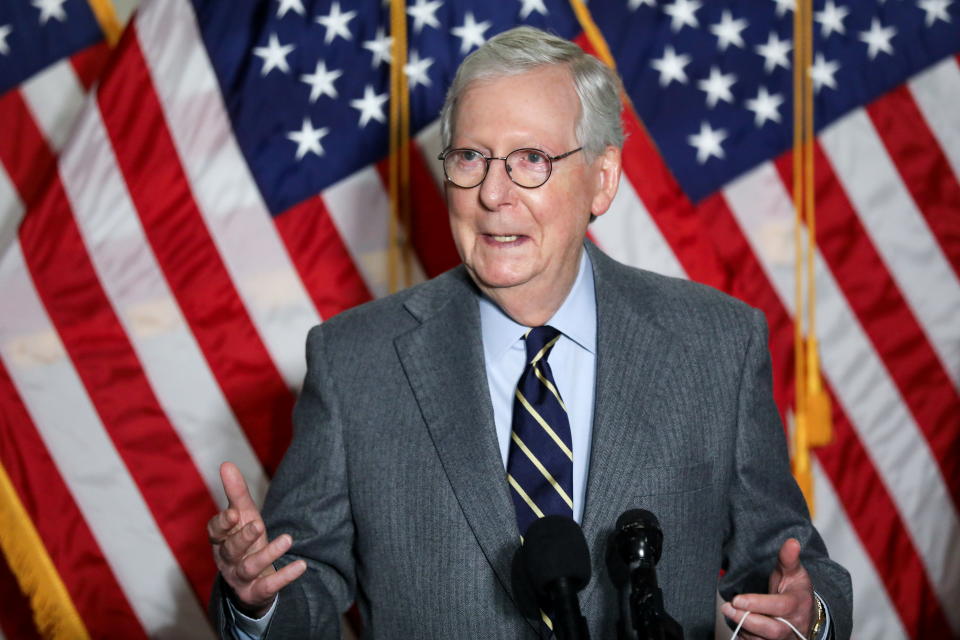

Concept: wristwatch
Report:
left=809, top=594, right=826, bottom=639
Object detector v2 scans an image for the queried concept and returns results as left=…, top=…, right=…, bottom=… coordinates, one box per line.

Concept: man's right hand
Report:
left=207, top=462, right=307, bottom=617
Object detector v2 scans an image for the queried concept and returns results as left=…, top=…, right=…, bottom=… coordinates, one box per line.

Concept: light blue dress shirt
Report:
left=478, top=249, right=597, bottom=524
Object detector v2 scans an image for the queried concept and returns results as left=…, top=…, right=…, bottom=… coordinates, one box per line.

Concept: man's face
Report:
left=445, top=64, right=620, bottom=305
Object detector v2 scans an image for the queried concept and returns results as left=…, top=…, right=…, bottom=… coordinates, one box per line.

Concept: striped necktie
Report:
left=506, top=325, right=574, bottom=537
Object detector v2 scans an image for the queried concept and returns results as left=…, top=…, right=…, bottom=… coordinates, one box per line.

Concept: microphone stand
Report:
left=625, top=565, right=683, bottom=640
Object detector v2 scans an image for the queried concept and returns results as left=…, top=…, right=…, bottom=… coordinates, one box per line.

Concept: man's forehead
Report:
left=452, top=65, right=580, bottom=141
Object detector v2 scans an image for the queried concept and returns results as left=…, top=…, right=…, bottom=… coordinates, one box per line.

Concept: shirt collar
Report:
left=479, top=247, right=598, bottom=360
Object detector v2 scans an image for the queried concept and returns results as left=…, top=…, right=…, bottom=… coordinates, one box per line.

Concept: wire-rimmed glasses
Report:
left=438, top=147, right=583, bottom=189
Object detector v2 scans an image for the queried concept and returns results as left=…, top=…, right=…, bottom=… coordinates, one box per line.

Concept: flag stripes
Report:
left=772, top=144, right=960, bottom=509
left=0, top=358, right=143, bottom=640
left=819, top=112, right=960, bottom=389
left=866, top=85, right=960, bottom=281
left=99, top=28, right=296, bottom=476
left=134, top=2, right=324, bottom=391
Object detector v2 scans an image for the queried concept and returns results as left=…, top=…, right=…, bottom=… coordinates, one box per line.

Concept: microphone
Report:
left=611, top=509, right=683, bottom=640
left=517, top=515, right=592, bottom=640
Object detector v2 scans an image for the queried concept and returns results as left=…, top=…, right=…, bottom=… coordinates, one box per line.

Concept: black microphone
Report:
left=611, top=509, right=683, bottom=640
left=518, top=515, right=592, bottom=640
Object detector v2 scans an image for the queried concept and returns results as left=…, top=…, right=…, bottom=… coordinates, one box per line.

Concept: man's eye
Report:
left=524, top=150, right=547, bottom=164
left=458, top=150, right=482, bottom=163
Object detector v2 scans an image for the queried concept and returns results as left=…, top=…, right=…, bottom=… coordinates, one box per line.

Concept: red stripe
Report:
left=773, top=146, right=960, bottom=513
left=17, top=169, right=218, bottom=605
left=0, top=359, right=147, bottom=639
left=97, top=27, right=294, bottom=473
left=375, top=143, right=461, bottom=279
left=868, top=84, right=960, bottom=279
left=275, top=195, right=372, bottom=319
left=574, top=34, right=730, bottom=292
left=0, top=90, right=57, bottom=210
left=698, top=192, right=954, bottom=638
left=70, top=41, right=112, bottom=92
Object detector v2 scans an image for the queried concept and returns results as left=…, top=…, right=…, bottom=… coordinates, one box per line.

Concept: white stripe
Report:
left=0, top=243, right=212, bottom=638
left=415, top=119, right=447, bottom=189
left=820, top=109, right=960, bottom=388
left=590, top=176, right=687, bottom=279
left=323, top=166, right=427, bottom=298
left=19, top=58, right=87, bottom=154
left=134, top=0, right=320, bottom=389
left=812, top=461, right=908, bottom=640
left=909, top=56, right=960, bottom=181
left=723, top=162, right=960, bottom=632
left=56, top=97, right=267, bottom=508
left=0, top=164, right=22, bottom=259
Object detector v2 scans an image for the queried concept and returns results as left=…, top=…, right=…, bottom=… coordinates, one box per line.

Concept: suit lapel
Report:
left=394, top=269, right=523, bottom=608
left=578, top=245, right=682, bottom=606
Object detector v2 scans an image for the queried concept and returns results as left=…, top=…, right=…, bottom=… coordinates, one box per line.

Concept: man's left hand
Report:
left=720, top=538, right=817, bottom=639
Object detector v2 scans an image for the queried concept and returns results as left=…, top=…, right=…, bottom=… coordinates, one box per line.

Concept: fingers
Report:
left=220, top=519, right=268, bottom=565
left=220, top=461, right=258, bottom=512
left=721, top=602, right=791, bottom=639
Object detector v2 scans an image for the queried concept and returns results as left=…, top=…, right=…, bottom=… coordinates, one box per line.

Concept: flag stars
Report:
left=408, top=0, right=443, bottom=34
left=859, top=18, right=896, bottom=59
left=755, top=32, right=792, bottom=73
left=275, top=0, right=305, bottom=18
left=688, top=121, right=727, bottom=164
left=363, top=27, right=393, bottom=68
left=697, top=66, right=737, bottom=108
left=815, top=0, right=849, bottom=38
left=628, top=0, right=656, bottom=9
left=651, top=45, right=691, bottom=86
left=350, top=85, right=389, bottom=127
left=287, top=118, right=329, bottom=160
left=919, top=0, right=953, bottom=26
left=315, top=2, right=356, bottom=44
left=0, top=25, right=11, bottom=55
left=663, top=0, right=701, bottom=32
left=451, top=12, right=492, bottom=54
left=300, top=60, right=342, bottom=102
left=810, top=52, right=840, bottom=93
left=404, top=50, right=435, bottom=89
left=745, top=86, right=784, bottom=127
left=518, top=0, right=549, bottom=20
left=710, top=10, right=748, bottom=51
left=253, top=33, right=295, bottom=76
left=32, top=0, right=68, bottom=24
left=772, top=0, right=795, bottom=17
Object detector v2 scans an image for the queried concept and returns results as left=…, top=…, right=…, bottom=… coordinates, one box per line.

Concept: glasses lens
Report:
left=506, top=148, right=552, bottom=188
left=444, top=149, right=486, bottom=187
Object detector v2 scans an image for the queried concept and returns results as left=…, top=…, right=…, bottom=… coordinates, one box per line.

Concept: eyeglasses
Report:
left=437, top=147, right=583, bottom=189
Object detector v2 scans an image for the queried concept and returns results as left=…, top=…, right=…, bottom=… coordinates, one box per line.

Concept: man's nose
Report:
left=478, top=158, right=515, bottom=209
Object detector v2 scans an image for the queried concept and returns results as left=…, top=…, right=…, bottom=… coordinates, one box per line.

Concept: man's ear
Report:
left=590, top=145, right=622, bottom=219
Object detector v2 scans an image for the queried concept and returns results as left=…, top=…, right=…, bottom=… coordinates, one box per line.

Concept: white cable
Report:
left=728, top=610, right=809, bottom=640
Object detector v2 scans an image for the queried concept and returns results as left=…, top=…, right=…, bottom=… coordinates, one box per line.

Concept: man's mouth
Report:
left=490, top=234, right=519, bottom=243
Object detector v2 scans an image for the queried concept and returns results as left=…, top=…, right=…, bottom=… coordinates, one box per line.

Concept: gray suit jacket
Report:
left=211, top=243, right=852, bottom=639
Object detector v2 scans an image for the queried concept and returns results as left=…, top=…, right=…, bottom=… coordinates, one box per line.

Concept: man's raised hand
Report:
left=720, top=538, right=818, bottom=639
left=207, top=462, right=306, bottom=617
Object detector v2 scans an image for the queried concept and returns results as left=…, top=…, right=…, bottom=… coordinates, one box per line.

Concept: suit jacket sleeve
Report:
left=718, top=308, right=852, bottom=639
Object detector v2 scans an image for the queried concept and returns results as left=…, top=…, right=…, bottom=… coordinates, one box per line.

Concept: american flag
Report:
left=0, top=0, right=957, bottom=638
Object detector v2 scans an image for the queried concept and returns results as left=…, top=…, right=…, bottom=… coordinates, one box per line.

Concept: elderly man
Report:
left=208, top=26, right=852, bottom=639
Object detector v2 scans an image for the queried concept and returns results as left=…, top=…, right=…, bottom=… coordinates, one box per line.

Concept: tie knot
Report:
left=524, top=325, right=562, bottom=364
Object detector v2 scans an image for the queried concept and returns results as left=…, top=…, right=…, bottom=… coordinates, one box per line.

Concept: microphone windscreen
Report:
left=615, top=508, right=660, bottom=532
left=521, top=515, right=591, bottom=594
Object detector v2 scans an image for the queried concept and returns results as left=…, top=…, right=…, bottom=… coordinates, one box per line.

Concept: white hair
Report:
left=439, top=26, right=625, bottom=159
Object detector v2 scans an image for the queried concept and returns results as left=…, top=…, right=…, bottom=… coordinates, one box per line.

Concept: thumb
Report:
left=777, top=538, right=803, bottom=577
left=220, top=461, right=257, bottom=512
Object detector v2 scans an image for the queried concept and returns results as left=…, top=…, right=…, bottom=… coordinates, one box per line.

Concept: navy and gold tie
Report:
left=506, top=325, right=574, bottom=537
